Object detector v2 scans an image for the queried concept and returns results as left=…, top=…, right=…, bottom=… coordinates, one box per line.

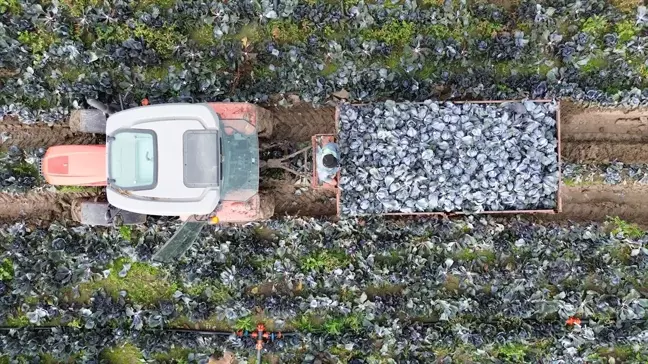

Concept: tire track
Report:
left=0, top=191, right=100, bottom=226
left=270, top=104, right=336, bottom=142
left=535, top=184, right=648, bottom=227
left=0, top=122, right=102, bottom=151
left=561, top=102, right=648, bottom=163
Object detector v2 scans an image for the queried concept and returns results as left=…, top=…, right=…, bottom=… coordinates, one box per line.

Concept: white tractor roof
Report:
left=105, top=103, right=222, bottom=216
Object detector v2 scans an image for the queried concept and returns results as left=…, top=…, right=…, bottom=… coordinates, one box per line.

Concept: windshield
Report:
left=183, top=130, right=219, bottom=188
left=108, top=130, right=157, bottom=190
left=220, top=119, right=259, bottom=201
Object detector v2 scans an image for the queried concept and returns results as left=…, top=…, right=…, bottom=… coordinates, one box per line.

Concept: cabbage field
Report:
left=1, top=0, right=648, bottom=362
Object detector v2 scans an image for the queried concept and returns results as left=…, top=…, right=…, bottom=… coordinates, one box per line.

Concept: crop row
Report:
left=0, top=0, right=647, bottom=124
left=1, top=216, right=647, bottom=362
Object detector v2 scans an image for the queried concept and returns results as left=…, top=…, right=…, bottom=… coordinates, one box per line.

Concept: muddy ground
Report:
left=2, top=102, right=648, bottom=227
left=0, top=117, right=101, bottom=151
left=0, top=190, right=100, bottom=226
left=560, top=101, right=648, bottom=163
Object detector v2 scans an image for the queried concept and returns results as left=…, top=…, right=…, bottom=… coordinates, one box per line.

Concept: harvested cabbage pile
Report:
left=338, top=100, right=559, bottom=215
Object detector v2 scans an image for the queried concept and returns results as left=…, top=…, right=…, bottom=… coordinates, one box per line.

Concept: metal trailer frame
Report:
left=317, top=99, right=562, bottom=218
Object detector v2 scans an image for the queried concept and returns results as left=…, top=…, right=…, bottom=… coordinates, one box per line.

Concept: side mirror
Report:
left=87, top=98, right=117, bottom=115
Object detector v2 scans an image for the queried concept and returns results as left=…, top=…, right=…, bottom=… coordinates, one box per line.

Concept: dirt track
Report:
left=561, top=102, right=648, bottom=163
left=535, top=184, right=648, bottom=227
left=262, top=180, right=337, bottom=217
left=2, top=102, right=648, bottom=227
left=0, top=191, right=99, bottom=226
left=0, top=120, right=101, bottom=151
left=271, top=104, right=336, bottom=141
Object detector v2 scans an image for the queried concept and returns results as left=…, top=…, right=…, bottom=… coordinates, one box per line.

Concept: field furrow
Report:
left=561, top=103, right=648, bottom=163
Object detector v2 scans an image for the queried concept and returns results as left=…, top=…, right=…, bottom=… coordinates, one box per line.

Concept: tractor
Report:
left=41, top=101, right=292, bottom=261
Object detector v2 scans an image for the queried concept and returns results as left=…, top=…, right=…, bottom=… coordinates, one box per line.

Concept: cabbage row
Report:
left=1, top=217, right=648, bottom=362
left=0, top=1, right=647, bottom=124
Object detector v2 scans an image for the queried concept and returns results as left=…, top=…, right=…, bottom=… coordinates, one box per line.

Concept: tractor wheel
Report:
left=72, top=199, right=146, bottom=226
left=258, top=194, right=275, bottom=220
left=69, top=109, right=107, bottom=134
left=256, top=107, right=274, bottom=139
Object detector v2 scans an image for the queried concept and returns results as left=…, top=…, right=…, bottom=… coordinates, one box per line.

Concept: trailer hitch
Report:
left=260, top=144, right=312, bottom=180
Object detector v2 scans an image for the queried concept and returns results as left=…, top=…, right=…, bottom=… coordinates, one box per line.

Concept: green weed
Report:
left=300, top=250, right=350, bottom=272
left=563, top=178, right=577, bottom=186
left=0, top=258, right=13, bottom=281
left=606, top=244, right=633, bottom=264
left=292, top=313, right=322, bottom=332
left=609, top=216, right=644, bottom=239
left=141, top=62, right=181, bottom=81
left=5, top=314, right=29, bottom=327
left=67, top=318, right=82, bottom=329
left=472, top=20, right=504, bottom=38
left=119, top=226, right=132, bottom=241
left=580, top=55, right=608, bottom=73
left=56, top=186, right=98, bottom=193
left=235, top=316, right=255, bottom=331
left=455, top=249, right=496, bottom=264
left=100, top=343, right=143, bottom=364
left=366, top=0, right=406, bottom=8
left=190, top=24, right=216, bottom=46
left=229, top=23, right=263, bottom=43
left=168, top=315, right=231, bottom=331
left=95, top=23, right=183, bottom=57
left=75, top=258, right=177, bottom=305
left=384, top=52, right=403, bottom=70
left=293, top=313, right=363, bottom=335
left=59, top=67, right=89, bottom=82
left=18, top=29, right=59, bottom=58
left=591, top=345, right=648, bottom=362
left=329, top=346, right=361, bottom=362
left=582, top=16, right=609, bottom=36
left=494, top=342, right=528, bottom=362
left=419, top=0, right=444, bottom=8
left=443, top=274, right=461, bottom=291
left=616, top=20, right=638, bottom=42
left=416, top=62, right=437, bottom=79
left=184, top=281, right=232, bottom=304
left=153, top=347, right=192, bottom=363
left=323, top=317, right=345, bottom=335
left=321, top=62, right=339, bottom=76
left=361, top=20, right=416, bottom=47
left=133, top=0, right=176, bottom=11
left=60, top=0, right=104, bottom=17
left=0, top=0, right=20, bottom=14
left=267, top=20, right=310, bottom=44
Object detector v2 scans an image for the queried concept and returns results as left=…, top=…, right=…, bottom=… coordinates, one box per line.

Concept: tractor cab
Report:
left=105, top=103, right=261, bottom=220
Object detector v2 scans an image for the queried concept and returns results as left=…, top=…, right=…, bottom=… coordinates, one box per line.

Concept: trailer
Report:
left=313, top=99, right=562, bottom=218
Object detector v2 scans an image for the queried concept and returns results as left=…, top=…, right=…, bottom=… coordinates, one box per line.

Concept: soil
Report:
left=0, top=191, right=100, bottom=226
left=561, top=101, right=648, bottom=163
left=536, top=184, right=648, bottom=227
left=561, top=142, right=648, bottom=163
left=270, top=104, right=336, bottom=142
left=0, top=120, right=102, bottom=151
left=261, top=180, right=337, bottom=217
left=0, top=68, right=19, bottom=78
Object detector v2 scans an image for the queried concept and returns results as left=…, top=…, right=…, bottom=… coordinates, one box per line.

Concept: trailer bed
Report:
left=313, top=99, right=562, bottom=217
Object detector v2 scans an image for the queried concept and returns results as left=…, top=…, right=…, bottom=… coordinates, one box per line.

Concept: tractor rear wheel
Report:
left=72, top=199, right=147, bottom=226
left=259, top=194, right=276, bottom=220
left=256, top=107, right=274, bottom=139
left=69, top=109, right=107, bottom=134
